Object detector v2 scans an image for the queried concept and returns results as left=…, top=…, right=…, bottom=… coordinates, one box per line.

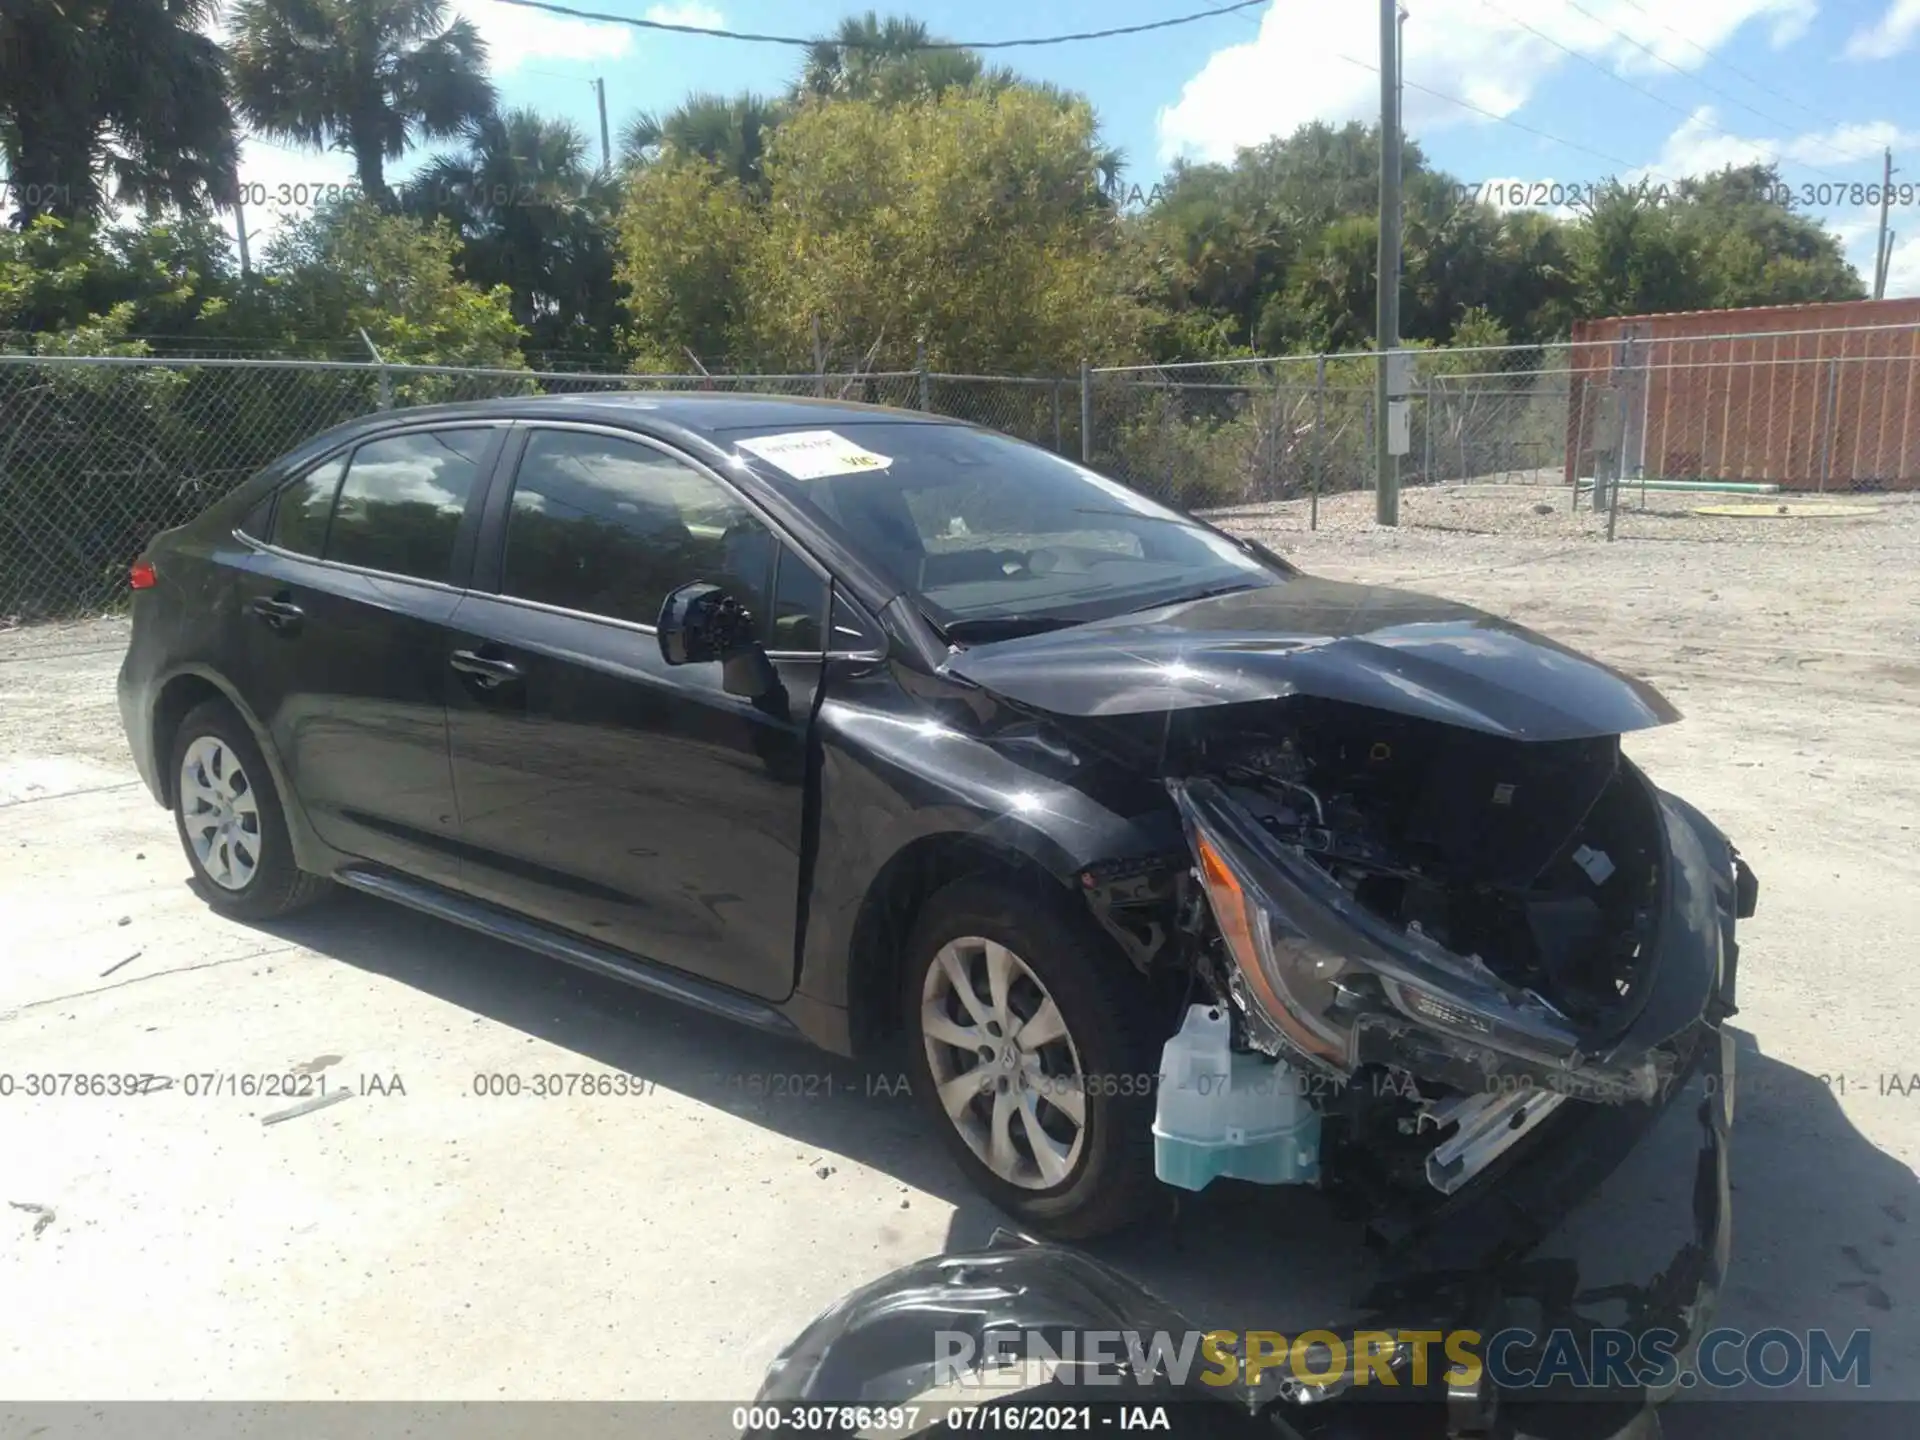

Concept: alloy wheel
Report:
left=179, top=735, right=262, bottom=891
left=920, top=936, right=1087, bottom=1190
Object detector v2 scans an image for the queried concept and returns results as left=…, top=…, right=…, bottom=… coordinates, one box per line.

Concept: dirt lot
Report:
left=3, top=491, right=1917, bottom=1428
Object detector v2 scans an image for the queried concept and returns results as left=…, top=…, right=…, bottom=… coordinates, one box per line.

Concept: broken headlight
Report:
left=1171, top=777, right=1660, bottom=1100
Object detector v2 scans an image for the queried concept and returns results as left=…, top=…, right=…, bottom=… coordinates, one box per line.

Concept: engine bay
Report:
left=1190, top=699, right=1665, bottom=1037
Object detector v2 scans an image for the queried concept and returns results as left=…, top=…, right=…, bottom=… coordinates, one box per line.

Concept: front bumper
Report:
left=750, top=1021, right=1734, bottom=1439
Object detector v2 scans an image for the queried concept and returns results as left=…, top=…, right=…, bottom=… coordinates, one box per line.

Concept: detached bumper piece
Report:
left=1423, top=1088, right=1570, bottom=1197
left=749, top=1025, right=1735, bottom=1440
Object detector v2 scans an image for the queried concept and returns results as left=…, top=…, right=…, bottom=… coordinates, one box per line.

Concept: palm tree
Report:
left=406, top=109, right=620, bottom=357
left=228, top=0, right=496, bottom=210
left=791, top=16, right=1125, bottom=200
left=0, top=0, right=239, bottom=224
left=798, top=12, right=982, bottom=103
left=619, top=92, right=785, bottom=194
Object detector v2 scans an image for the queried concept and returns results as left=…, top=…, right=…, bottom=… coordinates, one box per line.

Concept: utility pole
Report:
left=1873, top=147, right=1898, bottom=299
left=592, top=77, right=611, bottom=171
left=1374, top=0, right=1405, bottom=524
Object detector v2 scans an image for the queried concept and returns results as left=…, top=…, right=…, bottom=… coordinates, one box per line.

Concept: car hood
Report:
left=940, top=576, right=1680, bottom=742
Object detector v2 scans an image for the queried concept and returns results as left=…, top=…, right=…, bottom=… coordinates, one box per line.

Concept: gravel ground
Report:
left=1211, top=479, right=1911, bottom=546
left=2, top=504, right=1916, bottom=1425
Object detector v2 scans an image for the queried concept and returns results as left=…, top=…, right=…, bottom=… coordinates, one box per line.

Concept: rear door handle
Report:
left=450, top=649, right=523, bottom=689
left=248, top=594, right=304, bottom=632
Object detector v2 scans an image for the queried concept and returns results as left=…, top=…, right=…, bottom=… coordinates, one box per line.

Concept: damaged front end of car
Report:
left=936, top=580, right=1756, bottom=1227
left=1148, top=697, right=1753, bottom=1226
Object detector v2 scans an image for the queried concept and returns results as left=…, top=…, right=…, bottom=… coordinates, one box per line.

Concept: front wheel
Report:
left=902, top=877, right=1164, bottom=1239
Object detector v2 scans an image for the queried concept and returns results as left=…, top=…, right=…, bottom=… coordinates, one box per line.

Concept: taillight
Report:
left=129, top=560, right=158, bottom=590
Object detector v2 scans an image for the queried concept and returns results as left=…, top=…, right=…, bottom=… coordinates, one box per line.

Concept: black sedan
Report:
left=119, top=393, right=1753, bottom=1249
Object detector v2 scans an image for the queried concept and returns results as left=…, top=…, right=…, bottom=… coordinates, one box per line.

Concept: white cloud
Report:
left=1821, top=204, right=1920, bottom=297
left=1846, top=0, right=1920, bottom=59
left=1158, top=0, right=1822, bottom=165
left=1882, top=233, right=1920, bottom=297
left=1636, top=108, right=1918, bottom=185
left=456, top=0, right=635, bottom=73
left=1767, top=3, right=1819, bottom=48
left=644, top=2, right=724, bottom=28
left=227, top=137, right=359, bottom=254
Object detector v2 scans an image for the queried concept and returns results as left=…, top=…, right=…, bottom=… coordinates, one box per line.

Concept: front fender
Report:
left=795, top=669, right=1180, bottom=1032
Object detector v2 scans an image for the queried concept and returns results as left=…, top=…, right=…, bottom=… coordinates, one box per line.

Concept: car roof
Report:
left=331, top=390, right=967, bottom=438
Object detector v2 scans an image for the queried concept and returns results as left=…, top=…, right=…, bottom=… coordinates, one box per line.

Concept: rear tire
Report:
left=902, top=876, right=1164, bottom=1239
left=169, top=699, right=329, bottom=921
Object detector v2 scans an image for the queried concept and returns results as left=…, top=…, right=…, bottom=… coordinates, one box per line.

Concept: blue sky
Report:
left=231, top=0, right=1920, bottom=294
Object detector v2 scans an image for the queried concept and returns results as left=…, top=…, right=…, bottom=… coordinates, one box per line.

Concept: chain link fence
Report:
left=0, top=357, right=930, bottom=617
left=1088, top=332, right=1917, bottom=535
left=1084, top=344, right=1599, bottom=508
left=5, top=329, right=1916, bottom=617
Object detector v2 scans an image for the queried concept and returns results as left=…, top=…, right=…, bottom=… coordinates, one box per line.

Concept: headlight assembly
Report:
left=1171, top=777, right=1661, bottom=1101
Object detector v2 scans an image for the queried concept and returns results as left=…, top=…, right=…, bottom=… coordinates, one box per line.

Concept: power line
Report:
left=1330, top=51, right=1679, bottom=186
left=1477, top=0, right=1849, bottom=182
left=480, top=0, right=1269, bottom=49
left=1610, top=0, right=1849, bottom=133
left=1557, top=0, right=1876, bottom=168
left=1222, top=2, right=1673, bottom=189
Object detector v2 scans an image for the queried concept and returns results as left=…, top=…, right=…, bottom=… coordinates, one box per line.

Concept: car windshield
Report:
left=720, top=421, right=1284, bottom=635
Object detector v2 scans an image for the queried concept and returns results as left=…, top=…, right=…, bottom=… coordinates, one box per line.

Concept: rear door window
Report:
left=270, top=454, right=347, bottom=556
left=325, top=430, right=491, bottom=583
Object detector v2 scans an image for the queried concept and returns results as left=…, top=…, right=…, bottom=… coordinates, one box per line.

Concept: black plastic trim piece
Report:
left=334, top=867, right=802, bottom=1036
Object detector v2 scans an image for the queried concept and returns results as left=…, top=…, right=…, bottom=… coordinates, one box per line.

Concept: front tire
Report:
left=902, top=877, right=1163, bottom=1239
left=169, top=699, right=329, bottom=921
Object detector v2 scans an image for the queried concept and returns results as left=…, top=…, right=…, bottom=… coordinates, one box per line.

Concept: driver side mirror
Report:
left=658, top=582, right=756, bottom=666
left=657, top=581, right=782, bottom=704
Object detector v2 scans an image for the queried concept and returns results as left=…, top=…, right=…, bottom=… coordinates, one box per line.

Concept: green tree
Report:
left=255, top=197, right=524, bottom=367
left=1570, top=181, right=1710, bottom=317
left=620, top=92, right=787, bottom=194
left=0, top=0, right=239, bottom=224
left=228, top=0, right=496, bottom=210
left=746, top=88, right=1143, bottom=374
left=1136, top=122, right=1429, bottom=355
left=614, top=159, right=763, bottom=371
left=798, top=12, right=985, bottom=104
left=406, top=108, right=624, bottom=358
left=1673, top=163, right=1864, bottom=307
left=0, top=214, right=243, bottom=345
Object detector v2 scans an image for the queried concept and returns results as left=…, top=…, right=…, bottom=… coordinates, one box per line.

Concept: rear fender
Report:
left=150, top=664, right=337, bottom=876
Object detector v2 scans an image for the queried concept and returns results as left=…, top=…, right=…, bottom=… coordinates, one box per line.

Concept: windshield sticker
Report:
left=736, top=430, right=892, bottom=480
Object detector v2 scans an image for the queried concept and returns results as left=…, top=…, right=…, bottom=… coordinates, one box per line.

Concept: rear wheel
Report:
left=169, top=700, right=328, bottom=921
left=902, top=877, right=1163, bottom=1239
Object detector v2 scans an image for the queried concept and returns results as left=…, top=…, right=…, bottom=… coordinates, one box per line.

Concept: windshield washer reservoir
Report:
left=1152, top=1004, right=1321, bottom=1190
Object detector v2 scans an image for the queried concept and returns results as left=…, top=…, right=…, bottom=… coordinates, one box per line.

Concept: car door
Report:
left=444, top=423, right=826, bottom=1002
left=234, top=423, right=505, bottom=890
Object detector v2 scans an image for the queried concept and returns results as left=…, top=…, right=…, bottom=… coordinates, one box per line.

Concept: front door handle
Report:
left=450, top=649, right=523, bottom=689
left=248, top=594, right=304, bottom=632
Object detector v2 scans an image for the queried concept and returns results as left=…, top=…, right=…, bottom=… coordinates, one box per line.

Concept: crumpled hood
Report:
left=941, top=576, right=1680, bottom=742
